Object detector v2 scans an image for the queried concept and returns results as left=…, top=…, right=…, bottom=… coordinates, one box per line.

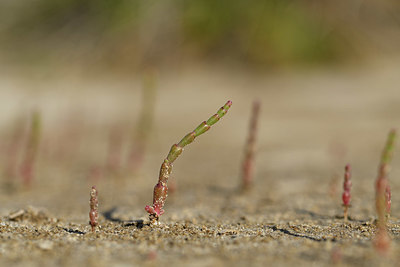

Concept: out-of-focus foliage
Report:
left=1, top=0, right=400, bottom=69
left=12, top=0, right=138, bottom=34
left=181, top=1, right=340, bottom=65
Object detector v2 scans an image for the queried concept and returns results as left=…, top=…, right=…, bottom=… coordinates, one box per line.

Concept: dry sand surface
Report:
left=0, top=61, right=400, bottom=266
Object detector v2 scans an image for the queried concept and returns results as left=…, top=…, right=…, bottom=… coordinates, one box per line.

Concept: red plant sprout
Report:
left=374, top=129, right=396, bottom=255
left=145, top=100, right=232, bottom=223
left=241, top=101, right=261, bottom=191
left=342, top=164, right=352, bottom=221
left=374, top=174, right=390, bottom=255
left=385, top=185, right=391, bottom=218
left=89, top=186, right=99, bottom=232
left=20, top=111, right=41, bottom=188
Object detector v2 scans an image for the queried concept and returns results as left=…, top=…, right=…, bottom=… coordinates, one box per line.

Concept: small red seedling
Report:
left=375, top=173, right=390, bottom=255
left=89, top=186, right=99, bottom=232
left=342, top=164, right=352, bottom=221
left=374, top=129, right=396, bottom=255
left=241, top=101, right=260, bottom=191
left=145, top=100, right=232, bottom=223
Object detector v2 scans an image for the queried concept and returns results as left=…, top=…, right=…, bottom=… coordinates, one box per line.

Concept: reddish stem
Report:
left=374, top=129, right=396, bottom=254
left=342, top=164, right=352, bottom=221
left=241, top=101, right=260, bottom=190
left=89, top=186, right=99, bottom=232
left=385, top=185, right=391, bottom=216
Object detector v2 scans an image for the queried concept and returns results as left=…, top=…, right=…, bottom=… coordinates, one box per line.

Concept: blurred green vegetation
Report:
left=10, top=0, right=138, bottom=34
left=182, top=1, right=340, bottom=65
left=1, top=0, right=399, bottom=69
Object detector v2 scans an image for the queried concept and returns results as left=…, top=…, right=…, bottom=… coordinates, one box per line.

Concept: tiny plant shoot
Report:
left=145, top=100, right=232, bottom=223
left=385, top=185, right=391, bottom=217
left=342, top=164, right=351, bottom=221
left=20, top=111, right=41, bottom=188
left=89, top=186, right=99, bottom=232
left=127, top=72, right=157, bottom=172
left=375, top=129, right=395, bottom=224
left=374, top=129, right=396, bottom=254
left=241, top=101, right=261, bottom=191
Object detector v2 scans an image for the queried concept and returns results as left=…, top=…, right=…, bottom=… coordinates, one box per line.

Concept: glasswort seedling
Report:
left=89, top=186, right=99, bottom=232
left=342, top=164, right=352, bottom=221
left=145, top=100, right=232, bottom=223
left=241, top=101, right=260, bottom=191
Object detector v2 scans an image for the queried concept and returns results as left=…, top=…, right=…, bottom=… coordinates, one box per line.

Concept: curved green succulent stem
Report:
left=145, top=100, right=232, bottom=223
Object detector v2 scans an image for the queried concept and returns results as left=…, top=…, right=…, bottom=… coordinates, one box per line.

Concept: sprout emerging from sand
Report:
left=374, top=129, right=396, bottom=254
left=145, top=100, right=232, bottom=223
left=20, top=111, right=41, bottom=188
left=241, top=101, right=261, bottom=191
left=342, top=164, right=351, bottom=221
left=89, top=186, right=99, bottom=232
left=385, top=185, right=391, bottom=217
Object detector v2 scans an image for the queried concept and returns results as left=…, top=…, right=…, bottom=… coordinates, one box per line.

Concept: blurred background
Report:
left=1, top=0, right=400, bottom=220
left=1, top=0, right=400, bottom=72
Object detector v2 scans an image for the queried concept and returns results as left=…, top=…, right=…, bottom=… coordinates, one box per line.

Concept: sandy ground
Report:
left=0, top=60, right=400, bottom=266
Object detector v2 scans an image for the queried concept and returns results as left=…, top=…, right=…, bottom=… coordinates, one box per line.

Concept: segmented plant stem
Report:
left=241, top=101, right=260, bottom=190
left=374, top=129, right=396, bottom=254
left=342, top=164, right=351, bottom=221
left=376, top=129, right=396, bottom=227
left=89, top=186, right=99, bottom=232
left=145, top=100, right=232, bottom=222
